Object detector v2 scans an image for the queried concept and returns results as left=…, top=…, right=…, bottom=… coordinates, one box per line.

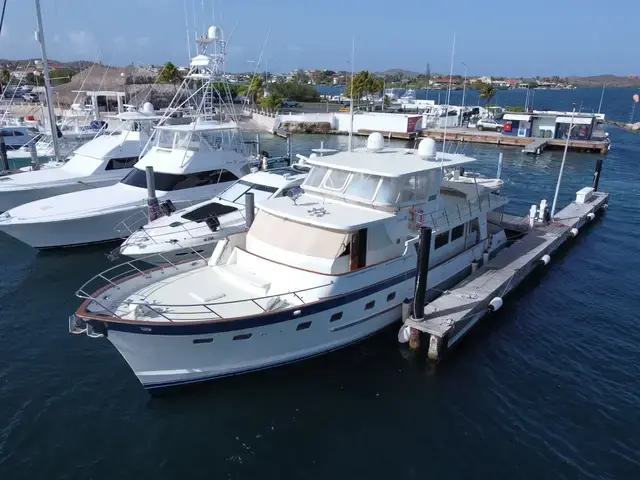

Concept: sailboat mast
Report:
left=34, top=0, right=61, bottom=162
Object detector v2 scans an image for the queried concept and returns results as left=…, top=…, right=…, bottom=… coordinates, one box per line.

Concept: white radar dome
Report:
left=366, top=132, right=385, bottom=152
left=309, top=153, right=318, bottom=159
left=418, top=137, right=437, bottom=160
left=208, top=26, right=219, bottom=40
left=142, top=102, right=154, bottom=113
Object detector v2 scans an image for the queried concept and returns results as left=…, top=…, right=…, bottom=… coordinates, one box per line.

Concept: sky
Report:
left=0, top=0, right=637, bottom=77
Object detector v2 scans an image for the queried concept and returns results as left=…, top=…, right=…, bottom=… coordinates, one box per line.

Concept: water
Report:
left=1, top=90, right=640, bottom=479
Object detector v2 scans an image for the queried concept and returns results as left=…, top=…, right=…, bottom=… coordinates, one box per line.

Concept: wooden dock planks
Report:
left=405, top=192, right=609, bottom=355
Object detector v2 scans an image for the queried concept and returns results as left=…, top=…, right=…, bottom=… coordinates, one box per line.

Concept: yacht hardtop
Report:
left=0, top=109, right=161, bottom=212
left=117, top=164, right=310, bottom=265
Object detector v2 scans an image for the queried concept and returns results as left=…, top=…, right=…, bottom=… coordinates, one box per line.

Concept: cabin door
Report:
left=349, top=228, right=368, bottom=271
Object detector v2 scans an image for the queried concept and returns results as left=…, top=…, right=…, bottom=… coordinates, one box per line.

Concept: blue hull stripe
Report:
left=94, top=268, right=417, bottom=336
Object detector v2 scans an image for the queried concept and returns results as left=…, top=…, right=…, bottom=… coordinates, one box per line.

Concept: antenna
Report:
left=348, top=36, right=355, bottom=152
left=436, top=33, right=456, bottom=212
left=184, top=0, right=192, bottom=60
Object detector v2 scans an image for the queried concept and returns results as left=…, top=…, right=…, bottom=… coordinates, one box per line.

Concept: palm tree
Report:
left=259, top=92, right=283, bottom=112
left=159, top=62, right=184, bottom=94
left=480, top=83, right=496, bottom=106
left=238, top=75, right=265, bottom=105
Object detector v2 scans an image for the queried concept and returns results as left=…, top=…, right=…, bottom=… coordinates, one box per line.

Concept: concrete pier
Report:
left=404, top=188, right=609, bottom=361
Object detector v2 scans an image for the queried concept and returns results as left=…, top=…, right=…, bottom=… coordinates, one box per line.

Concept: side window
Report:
left=172, top=170, right=221, bottom=190
left=106, top=157, right=138, bottom=171
left=434, top=231, right=449, bottom=249
left=451, top=224, right=464, bottom=242
left=218, top=169, right=239, bottom=183
left=0, top=131, right=13, bottom=137
left=13, top=131, right=24, bottom=136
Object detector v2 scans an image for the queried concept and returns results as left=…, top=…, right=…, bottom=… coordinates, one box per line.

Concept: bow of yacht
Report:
left=71, top=134, right=509, bottom=390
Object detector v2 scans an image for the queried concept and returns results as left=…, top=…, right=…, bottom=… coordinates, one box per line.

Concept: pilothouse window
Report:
left=304, top=166, right=329, bottom=188
left=322, top=169, right=351, bottom=191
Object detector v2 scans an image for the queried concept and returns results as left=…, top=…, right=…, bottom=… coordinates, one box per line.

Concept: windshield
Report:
left=218, top=180, right=277, bottom=205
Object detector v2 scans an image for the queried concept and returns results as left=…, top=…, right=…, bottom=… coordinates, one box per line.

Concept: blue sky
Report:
left=0, top=0, right=636, bottom=77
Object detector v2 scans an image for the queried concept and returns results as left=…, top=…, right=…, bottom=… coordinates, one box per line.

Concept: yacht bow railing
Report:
left=76, top=256, right=334, bottom=322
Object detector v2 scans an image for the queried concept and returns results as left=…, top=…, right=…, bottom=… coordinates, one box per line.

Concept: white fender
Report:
left=540, top=254, right=551, bottom=266
left=397, top=324, right=411, bottom=344
left=489, top=297, right=503, bottom=312
left=570, top=227, right=579, bottom=237
left=587, top=212, right=595, bottom=221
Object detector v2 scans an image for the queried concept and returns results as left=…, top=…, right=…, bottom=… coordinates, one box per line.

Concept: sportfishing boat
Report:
left=0, top=105, right=161, bottom=213
left=117, top=164, right=310, bottom=265
left=70, top=133, right=509, bottom=391
left=0, top=26, right=250, bottom=249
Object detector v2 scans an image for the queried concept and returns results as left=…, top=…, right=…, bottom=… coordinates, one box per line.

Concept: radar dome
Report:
left=418, top=137, right=437, bottom=160
left=309, top=153, right=318, bottom=159
left=208, top=26, right=219, bottom=40
left=142, top=102, right=155, bottom=113
left=366, top=132, right=385, bottom=152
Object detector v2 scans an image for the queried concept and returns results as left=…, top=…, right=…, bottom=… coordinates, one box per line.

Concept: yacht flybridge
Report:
left=70, top=133, right=509, bottom=391
left=0, top=25, right=253, bottom=249
left=118, top=164, right=310, bottom=265
left=0, top=106, right=161, bottom=213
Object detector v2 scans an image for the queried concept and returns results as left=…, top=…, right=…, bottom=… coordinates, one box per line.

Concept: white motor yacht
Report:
left=70, top=134, right=509, bottom=391
left=118, top=164, right=310, bottom=265
left=0, top=26, right=251, bottom=249
left=0, top=108, right=160, bottom=213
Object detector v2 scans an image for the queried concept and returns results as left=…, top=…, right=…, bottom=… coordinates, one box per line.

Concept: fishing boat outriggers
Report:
left=70, top=133, right=509, bottom=391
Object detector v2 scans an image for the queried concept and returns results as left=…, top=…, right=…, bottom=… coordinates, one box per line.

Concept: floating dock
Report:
left=404, top=176, right=609, bottom=360
left=422, top=128, right=610, bottom=154
left=522, top=137, right=550, bottom=155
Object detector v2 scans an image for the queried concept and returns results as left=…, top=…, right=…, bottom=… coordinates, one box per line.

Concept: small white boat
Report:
left=70, top=133, right=509, bottom=391
left=118, top=164, right=310, bottom=265
left=0, top=107, right=160, bottom=213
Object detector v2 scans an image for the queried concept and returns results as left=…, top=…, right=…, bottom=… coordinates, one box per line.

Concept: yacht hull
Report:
left=0, top=183, right=89, bottom=213
left=122, top=241, right=219, bottom=266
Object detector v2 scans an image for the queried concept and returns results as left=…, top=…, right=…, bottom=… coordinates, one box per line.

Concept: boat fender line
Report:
left=397, top=324, right=411, bottom=344
left=586, top=212, right=595, bottom=221
left=488, top=297, right=503, bottom=312
left=570, top=227, right=579, bottom=238
left=539, top=254, right=551, bottom=266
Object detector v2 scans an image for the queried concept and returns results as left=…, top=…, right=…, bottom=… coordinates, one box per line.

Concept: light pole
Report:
left=597, top=82, right=609, bottom=114
left=461, top=62, right=468, bottom=126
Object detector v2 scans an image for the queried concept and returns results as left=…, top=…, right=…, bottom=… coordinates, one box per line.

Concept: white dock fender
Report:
left=603, top=203, right=609, bottom=210
left=397, top=324, right=411, bottom=344
left=570, top=227, right=579, bottom=237
left=539, top=254, right=551, bottom=266
left=586, top=212, right=595, bottom=221
left=488, top=297, right=503, bottom=312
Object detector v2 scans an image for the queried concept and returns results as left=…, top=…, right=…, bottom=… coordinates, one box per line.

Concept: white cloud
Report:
left=136, top=36, right=151, bottom=47
left=112, top=36, right=126, bottom=48
left=67, top=30, right=97, bottom=56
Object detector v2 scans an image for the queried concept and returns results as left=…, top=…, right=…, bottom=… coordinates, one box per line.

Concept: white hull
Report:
left=124, top=240, right=219, bottom=265
left=90, top=242, right=485, bottom=391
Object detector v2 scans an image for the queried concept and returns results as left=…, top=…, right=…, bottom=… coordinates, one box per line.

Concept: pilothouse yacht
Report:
left=71, top=133, right=509, bottom=391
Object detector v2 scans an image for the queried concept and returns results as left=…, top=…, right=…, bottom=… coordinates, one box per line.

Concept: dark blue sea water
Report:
left=1, top=89, right=639, bottom=479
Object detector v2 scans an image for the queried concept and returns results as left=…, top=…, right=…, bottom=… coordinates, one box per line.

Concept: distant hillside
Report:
left=569, top=75, right=640, bottom=87
left=380, top=69, right=422, bottom=77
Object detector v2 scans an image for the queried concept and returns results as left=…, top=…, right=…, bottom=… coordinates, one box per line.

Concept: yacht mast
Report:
left=34, top=0, right=61, bottom=162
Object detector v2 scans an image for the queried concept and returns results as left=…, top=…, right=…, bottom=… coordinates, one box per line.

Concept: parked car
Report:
left=476, top=118, right=503, bottom=132
left=281, top=98, right=299, bottom=108
left=22, top=93, right=39, bottom=102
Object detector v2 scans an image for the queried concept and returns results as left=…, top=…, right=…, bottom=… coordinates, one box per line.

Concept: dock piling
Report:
left=497, top=152, right=504, bottom=180
left=245, top=192, right=255, bottom=228
left=255, top=133, right=261, bottom=158
left=146, top=166, right=160, bottom=222
left=593, top=159, right=603, bottom=191
left=407, top=226, right=432, bottom=351
left=29, top=143, right=39, bottom=170
left=286, top=134, right=292, bottom=162
left=0, top=137, right=8, bottom=171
